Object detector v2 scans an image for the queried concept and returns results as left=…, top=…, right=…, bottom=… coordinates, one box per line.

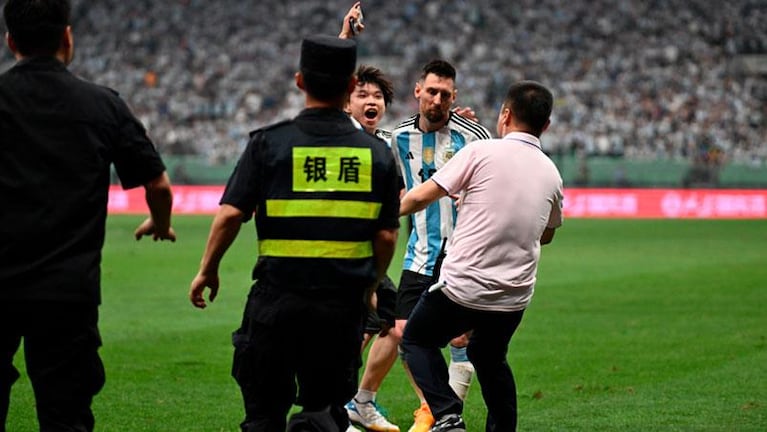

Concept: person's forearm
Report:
left=399, top=193, right=427, bottom=216
left=373, top=228, right=398, bottom=280
left=144, top=172, right=173, bottom=234
left=368, top=227, right=398, bottom=304
left=199, top=204, right=244, bottom=275
left=400, top=179, right=447, bottom=216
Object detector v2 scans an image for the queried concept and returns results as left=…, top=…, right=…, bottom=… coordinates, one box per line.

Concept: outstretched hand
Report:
left=134, top=217, right=176, bottom=242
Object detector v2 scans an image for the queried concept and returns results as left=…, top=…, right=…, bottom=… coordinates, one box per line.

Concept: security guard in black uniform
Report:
left=1, top=1, right=175, bottom=431
left=189, top=35, right=400, bottom=432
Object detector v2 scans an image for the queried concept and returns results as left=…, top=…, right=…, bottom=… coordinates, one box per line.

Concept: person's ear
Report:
left=6, top=32, right=19, bottom=56
left=414, top=81, right=422, bottom=100
left=541, top=118, right=551, bottom=133
left=295, top=72, right=305, bottom=91
left=61, top=26, right=74, bottom=64
left=500, top=106, right=511, bottom=126
left=63, top=26, right=73, bottom=48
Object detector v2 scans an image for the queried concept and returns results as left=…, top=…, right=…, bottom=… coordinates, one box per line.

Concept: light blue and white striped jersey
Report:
left=391, top=112, right=492, bottom=277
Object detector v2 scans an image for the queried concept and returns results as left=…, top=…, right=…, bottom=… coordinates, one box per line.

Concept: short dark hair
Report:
left=4, top=0, right=70, bottom=57
left=503, top=81, right=553, bottom=137
left=420, top=59, right=456, bottom=82
left=356, top=65, right=394, bottom=106
left=302, top=72, right=353, bottom=103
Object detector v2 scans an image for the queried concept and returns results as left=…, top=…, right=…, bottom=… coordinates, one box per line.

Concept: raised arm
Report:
left=338, top=2, right=364, bottom=39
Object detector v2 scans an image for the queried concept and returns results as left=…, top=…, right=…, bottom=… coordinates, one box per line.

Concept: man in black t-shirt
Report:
left=0, top=1, right=175, bottom=431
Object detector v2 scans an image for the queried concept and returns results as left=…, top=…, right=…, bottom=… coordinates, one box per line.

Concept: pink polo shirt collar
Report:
left=503, top=131, right=541, bottom=149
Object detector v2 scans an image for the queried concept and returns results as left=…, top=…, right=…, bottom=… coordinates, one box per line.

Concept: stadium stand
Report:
left=2, top=0, right=765, bottom=186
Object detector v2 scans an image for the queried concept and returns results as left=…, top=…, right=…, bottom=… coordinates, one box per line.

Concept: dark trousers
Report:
left=232, top=282, right=365, bottom=432
left=0, top=301, right=105, bottom=432
left=401, top=290, right=524, bottom=432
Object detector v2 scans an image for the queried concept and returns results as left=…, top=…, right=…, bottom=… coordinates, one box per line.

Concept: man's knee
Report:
left=449, top=333, right=470, bottom=349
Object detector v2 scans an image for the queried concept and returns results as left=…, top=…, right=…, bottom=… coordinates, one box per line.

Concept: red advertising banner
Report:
left=108, top=185, right=224, bottom=215
left=109, top=186, right=767, bottom=219
left=564, top=188, right=767, bottom=219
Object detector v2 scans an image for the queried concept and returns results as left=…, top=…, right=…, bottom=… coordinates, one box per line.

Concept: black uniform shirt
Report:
left=0, top=57, right=166, bottom=304
left=222, top=108, right=400, bottom=292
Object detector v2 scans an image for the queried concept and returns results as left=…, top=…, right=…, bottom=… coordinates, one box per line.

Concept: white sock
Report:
left=448, top=361, right=474, bottom=400
left=354, top=389, right=376, bottom=404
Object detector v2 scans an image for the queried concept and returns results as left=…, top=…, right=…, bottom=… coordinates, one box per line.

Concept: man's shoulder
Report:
left=448, top=112, right=493, bottom=141
left=56, top=71, right=128, bottom=110
left=0, top=62, right=116, bottom=98
left=391, top=114, right=418, bottom=135
left=0, top=65, right=130, bottom=120
left=248, top=119, right=294, bottom=139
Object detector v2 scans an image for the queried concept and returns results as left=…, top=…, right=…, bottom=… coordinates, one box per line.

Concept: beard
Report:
left=423, top=108, right=447, bottom=124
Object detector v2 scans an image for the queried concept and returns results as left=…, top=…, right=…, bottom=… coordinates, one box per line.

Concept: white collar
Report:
left=348, top=115, right=363, bottom=130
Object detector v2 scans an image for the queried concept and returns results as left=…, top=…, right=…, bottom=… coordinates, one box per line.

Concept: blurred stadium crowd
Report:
left=2, top=0, right=765, bottom=168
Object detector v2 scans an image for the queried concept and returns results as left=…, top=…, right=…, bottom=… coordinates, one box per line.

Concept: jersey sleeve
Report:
left=476, top=125, right=493, bottom=140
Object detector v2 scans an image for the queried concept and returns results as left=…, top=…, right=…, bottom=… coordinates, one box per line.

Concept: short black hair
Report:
left=356, top=65, right=394, bottom=107
left=420, top=59, right=456, bottom=82
left=302, top=72, right=353, bottom=103
left=4, top=0, right=70, bottom=57
left=503, top=81, right=553, bottom=137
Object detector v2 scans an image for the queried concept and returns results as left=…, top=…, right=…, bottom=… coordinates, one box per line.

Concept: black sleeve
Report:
left=376, top=154, right=401, bottom=231
left=220, top=132, right=263, bottom=221
left=111, top=97, right=166, bottom=189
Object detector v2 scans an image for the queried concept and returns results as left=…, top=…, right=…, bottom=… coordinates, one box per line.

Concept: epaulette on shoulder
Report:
left=248, top=119, right=293, bottom=138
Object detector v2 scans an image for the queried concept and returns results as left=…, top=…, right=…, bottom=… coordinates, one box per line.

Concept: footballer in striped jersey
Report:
left=390, top=61, right=492, bottom=280
left=390, top=59, right=491, bottom=432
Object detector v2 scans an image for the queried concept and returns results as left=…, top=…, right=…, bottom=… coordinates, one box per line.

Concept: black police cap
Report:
left=300, top=35, right=357, bottom=79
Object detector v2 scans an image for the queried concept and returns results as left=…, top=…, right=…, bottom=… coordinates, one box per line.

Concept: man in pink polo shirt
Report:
left=398, top=81, right=564, bottom=432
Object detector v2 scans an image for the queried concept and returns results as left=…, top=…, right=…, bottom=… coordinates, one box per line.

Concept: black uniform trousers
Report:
left=232, top=281, right=365, bottom=432
left=401, top=290, right=525, bottom=432
left=0, top=301, right=105, bottom=432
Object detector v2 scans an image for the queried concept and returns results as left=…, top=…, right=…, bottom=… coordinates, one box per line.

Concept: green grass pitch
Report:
left=6, top=216, right=766, bottom=431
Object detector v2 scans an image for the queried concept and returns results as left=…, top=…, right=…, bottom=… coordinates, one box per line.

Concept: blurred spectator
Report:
left=2, top=0, right=762, bottom=172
